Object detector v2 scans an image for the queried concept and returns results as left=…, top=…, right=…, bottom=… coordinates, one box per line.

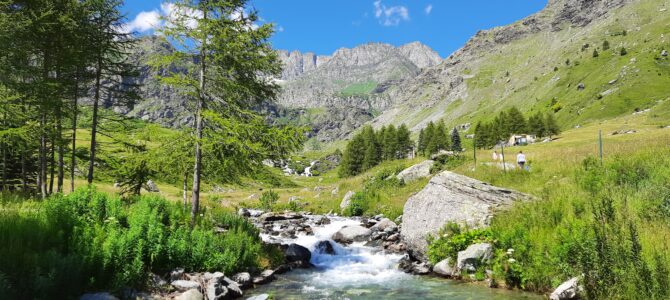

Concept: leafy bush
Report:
left=427, top=222, right=493, bottom=264
left=259, top=190, right=279, bottom=210
left=0, top=187, right=266, bottom=298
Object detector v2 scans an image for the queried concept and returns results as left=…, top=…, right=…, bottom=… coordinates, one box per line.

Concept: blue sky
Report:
left=121, top=1, right=548, bottom=58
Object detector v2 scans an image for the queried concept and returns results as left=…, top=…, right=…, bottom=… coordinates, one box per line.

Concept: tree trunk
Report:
left=87, top=56, right=102, bottom=184
left=71, top=79, right=78, bottom=192
left=57, top=106, right=64, bottom=193
left=183, top=171, right=188, bottom=210
left=39, top=113, right=47, bottom=198
left=191, top=8, right=208, bottom=223
left=49, top=136, right=55, bottom=195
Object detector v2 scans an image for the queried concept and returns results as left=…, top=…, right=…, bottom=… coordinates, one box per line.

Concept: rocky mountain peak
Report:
left=398, top=41, right=442, bottom=69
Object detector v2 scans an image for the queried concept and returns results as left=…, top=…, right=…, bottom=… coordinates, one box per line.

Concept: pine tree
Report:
left=450, top=128, right=462, bottom=152
left=474, top=122, right=485, bottom=149
left=620, top=47, right=627, bottom=56
left=427, top=121, right=448, bottom=155
left=417, top=128, right=426, bottom=154
left=339, top=134, right=366, bottom=177
left=383, top=125, right=399, bottom=160
left=506, top=107, right=528, bottom=134
left=603, top=40, right=610, bottom=50
left=421, top=122, right=435, bottom=156
left=593, top=49, right=599, bottom=57
left=528, top=112, right=546, bottom=137
left=155, top=0, right=285, bottom=221
left=396, top=124, right=412, bottom=159
left=361, top=126, right=380, bottom=170
left=544, top=113, right=561, bottom=138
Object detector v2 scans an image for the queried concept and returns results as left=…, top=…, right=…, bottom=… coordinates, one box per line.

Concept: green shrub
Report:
left=427, top=223, right=493, bottom=264
left=0, top=187, right=265, bottom=298
left=259, top=190, right=279, bottom=210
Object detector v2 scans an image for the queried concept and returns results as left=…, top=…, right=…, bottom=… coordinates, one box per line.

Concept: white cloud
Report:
left=121, top=9, right=161, bottom=33
left=425, top=4, right=433, bottom=15
left=373, top=1, right=410, bottom=26
left=276, top=25, right=284, bottom=32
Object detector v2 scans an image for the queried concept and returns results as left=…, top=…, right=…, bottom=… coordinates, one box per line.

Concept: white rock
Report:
left=171, top=280, right=200, bottom=291
left=339, top=191, right=355, bottom=211
left=433, top=258, right=456, bottom=277
left=396, top=160, right=434, bottom=183
left=456, top=243, right=493, bottom=272
left=175, top=289, right=204, bottom=300
left=550, top=277, right=581, bottom=300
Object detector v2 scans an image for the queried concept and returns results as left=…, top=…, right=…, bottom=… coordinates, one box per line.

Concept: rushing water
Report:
left=247, top=217, right=542, bottom=300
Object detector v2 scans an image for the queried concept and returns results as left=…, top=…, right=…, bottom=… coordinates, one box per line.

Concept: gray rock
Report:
left=80, top=293, right=119, bottom=300
left=662, top=49, right=668, bottom=57
left=550, top=277, right=582, bottom=300
left=238, top=208, right=250, bottom=217
left=400, top=171, right=528, bottom=260
left=231, top=272, right=252, bottom=289
left=433, top=258, right=456, bottom=277
left=252, top=270, right=275, bottom=285
left=577, top=82, right=585, bottom=90
left=340, top=191, right=355, bottom=211
left=316, top=240, right=336, bottom=255
left=175, top=289, right=204, bottom=300
left=171, top=280, right=200, bottom=291
left=457, top=243, right=493, bottom=272
left=145, top=180, right=160, bottom=192
left=284, top=243, right=312, bottom=263
left=332, top=225, right=372, bottom=244
left=370, top=218, right=398, bottom=232
left=395, top=160, right=434, bottom=183
left=170, top=268, right=185, bottom=281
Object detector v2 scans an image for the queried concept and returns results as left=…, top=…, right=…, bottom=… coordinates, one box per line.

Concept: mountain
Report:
left=370, top=0, right=669, bottom=133
left=120, top=38, right=442, bottom=141
left=117, top=0, right=668, bottom=145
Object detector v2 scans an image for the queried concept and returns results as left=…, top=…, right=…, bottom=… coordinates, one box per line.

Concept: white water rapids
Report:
left=249, top=216, right=542, bottom=299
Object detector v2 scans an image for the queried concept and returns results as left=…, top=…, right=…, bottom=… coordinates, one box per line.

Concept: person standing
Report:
left=517, top=151, right=527, bottom=170
left=492, top=151, right=498, bottom=161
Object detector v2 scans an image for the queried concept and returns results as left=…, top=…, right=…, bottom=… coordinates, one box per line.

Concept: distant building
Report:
left=508, top=134, right=536, bottom=146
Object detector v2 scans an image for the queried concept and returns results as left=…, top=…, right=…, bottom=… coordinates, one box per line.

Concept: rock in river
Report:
left=284, top=243, right=312, bottom=264
left=332, top=225, right=371, bottom=244
left=400, top=171, right=529, bottom=260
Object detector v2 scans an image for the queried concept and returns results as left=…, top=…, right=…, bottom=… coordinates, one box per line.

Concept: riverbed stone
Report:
left=370, top=218, right=397, bottom=232
left=550, top=277, right=582, bottom=300
left=400, top=171, right=529, bottom=260
left=433, top=258, right=456, bottom=277
left=457, top=243, right=493, bottom=272
left=171, top=280, right=200, bottom=291
left=396, top=160, right=434, bottom=183
left=246, top=294, right=270, bottom=300
left=231, top=272, right=252, bottom=289
left=332, top=225, right=372, bottom=244
left=252, top=270, right=275, bottom=285
left=316, top=240, right=336, bottom=255
left=175, top=289, right=203, bottom=300
left=284, top=243, right=312, bottom=264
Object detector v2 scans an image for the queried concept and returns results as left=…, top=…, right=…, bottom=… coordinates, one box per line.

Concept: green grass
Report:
left=339, top=81, right=378, bottom=97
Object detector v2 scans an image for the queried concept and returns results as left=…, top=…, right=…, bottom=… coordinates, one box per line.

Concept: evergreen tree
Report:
left=383, top=125, right=399, bottom=160
left=450, top=128, right=462, bottom=152
left=421, top=122, right=435, bottom=156
left=593, top=49, right=599, bottom=57
left=528, top=112, right=546, bottom=137
left=417, top=128, right=426, bottom=154
left=155, top=0, right=285, bottom=221
left=505, top=107, right=528, bottom=134
left=396, top=124, right=412, bottom=159
left=544, top=113, right=561, bottom=138
left=427, top=121, right=448, bottom=155
left=620, top=47, right=627, bottom=56
left=361, top=126, right=380, bottom=170
left=339, top=134, right=366, bottom=177
left=603, top=40, right=610, bottom=50
left=474, top=122, right=485, bottom=149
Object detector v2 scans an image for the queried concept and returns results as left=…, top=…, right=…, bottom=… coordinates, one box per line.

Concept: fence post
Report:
left=501, top=142, right=507, bottom=172
left=599, top=130, right=603, bottom=164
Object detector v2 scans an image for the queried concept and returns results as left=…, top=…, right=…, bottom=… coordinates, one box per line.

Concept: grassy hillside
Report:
left=385, top=0, right=670, bottom=134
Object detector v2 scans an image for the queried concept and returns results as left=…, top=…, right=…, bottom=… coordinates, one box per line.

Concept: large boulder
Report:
left=340, top=191, right=355, bottom=211
left=332, top=225, right=371, bottom=244
left=550, top=277, right=582, bottom=300
left=284, top=243, right=312, bottom=264
left=396, top=160, right=434, bottom=183
left=433, top=257, right=456, bottom=277
left=171, top=280, right=200, bottom=292
left=457, top=243, right=493, bottom=272
left=400, top=171, right=528, bottom=260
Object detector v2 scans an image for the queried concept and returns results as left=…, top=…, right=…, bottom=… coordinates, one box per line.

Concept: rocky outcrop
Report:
left=400, top=171, right=529, bottom=260
left=396, top=160, right=434, bottom=183
left=340, top=191, right=355, bottom=212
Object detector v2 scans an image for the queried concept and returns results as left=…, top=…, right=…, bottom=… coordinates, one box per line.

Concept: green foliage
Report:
left=620, top=47, right=628, bottom=56
left=339, top=124, right=413, bottom=177
left=259, top=190, right=279, bottom=210
left=603, top=40, right=610, bottom=50
left=0, top=187, right=265, bottom=298
left=450, top=128, right=462, bottom=152
left=475, top=108, right=560, bottom=149
left=427, top=223, right=493, bottom=264
left=593, top=49, right=599, bottom=58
